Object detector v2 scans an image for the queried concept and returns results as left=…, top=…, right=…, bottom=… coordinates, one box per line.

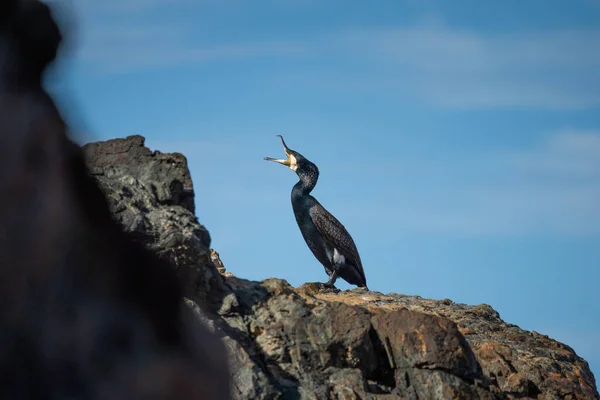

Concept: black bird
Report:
left=264, top=135, right=367, bottom=289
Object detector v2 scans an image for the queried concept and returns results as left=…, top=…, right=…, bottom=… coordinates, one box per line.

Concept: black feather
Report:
left=266, top=137, right=367, bottom=288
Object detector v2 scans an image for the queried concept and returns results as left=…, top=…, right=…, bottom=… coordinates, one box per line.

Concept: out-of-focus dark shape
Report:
left=0, top=1, right=230, bottom=399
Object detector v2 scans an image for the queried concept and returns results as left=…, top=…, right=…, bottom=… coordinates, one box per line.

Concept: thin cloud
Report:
left=78, top=31, right=305, bottom=74
left=53, top=0, right=307, bottom=73
left=339, top=131, right=600, bottom=237
left=55, top=0, right=199, bottom=13
left=71, top=21, right=305, bottom=73
left=226, top=24, right=600, bottom=110
left=509, top=130, right=600, bottom=178
left=327, top=26, right=600, bottom=109
left=75, top=0, right=311, bottom=13
left=56, top=0, right=600, bottom=109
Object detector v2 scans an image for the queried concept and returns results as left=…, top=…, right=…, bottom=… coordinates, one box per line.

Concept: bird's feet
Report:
left=297, top=282, right=340, bottom=294
left=325, top=271, right=338, bottom=287
left=318, top=282, right=341, bottom=293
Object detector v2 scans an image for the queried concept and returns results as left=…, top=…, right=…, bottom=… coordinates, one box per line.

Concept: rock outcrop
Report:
left=85, top=135, right=599, bottom=400
left=82, top=136, right=220, bottom=305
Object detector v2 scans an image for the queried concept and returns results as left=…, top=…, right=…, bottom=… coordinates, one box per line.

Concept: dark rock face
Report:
left=82, top=136, right=220, bottom=304
left=0, top=2, right=229, bottom=399
left=86, top=135, right=599, bottom=400
left=83, top=135, right=196, bottom=214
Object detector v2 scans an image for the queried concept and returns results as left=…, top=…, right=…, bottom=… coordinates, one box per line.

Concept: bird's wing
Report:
left=309, top=203, right=364, bottom=275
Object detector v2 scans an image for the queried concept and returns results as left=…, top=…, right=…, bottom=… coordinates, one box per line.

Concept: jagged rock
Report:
left=83, top=135, right=195, bottom=213
left=83, top=136, right=226, bottom=304
left=211, top=249, right=227, bottom=274
left=85, top=135, right=599, bottom=400
left=308, top=290, right=599, bottom=400
left=212, top=276, right=497, bottom=399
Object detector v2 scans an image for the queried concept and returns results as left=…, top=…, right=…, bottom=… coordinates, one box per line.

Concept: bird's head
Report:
left=264, top=135, right=316, bottom=176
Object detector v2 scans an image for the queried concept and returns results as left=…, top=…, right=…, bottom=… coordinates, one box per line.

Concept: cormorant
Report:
left=264, top=135, right=367, bottom=289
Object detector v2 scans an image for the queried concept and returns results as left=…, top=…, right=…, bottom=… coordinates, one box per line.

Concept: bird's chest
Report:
left=291, top=200, right=319, bottom=239
left=291, top=203, right=313, bottom=231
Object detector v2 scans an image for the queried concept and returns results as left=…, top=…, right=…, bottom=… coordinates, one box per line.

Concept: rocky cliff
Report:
left=83, top=135, right=599, bottom=400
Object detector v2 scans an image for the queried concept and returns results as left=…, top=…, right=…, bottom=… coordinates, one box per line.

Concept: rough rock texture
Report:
left=303, top=288, right=599, bottom=400
left=84, top=135, right=195, bottom=213
left=82, top=136, right=224, bottom=305
left=86, top=136, right=599, bottom=400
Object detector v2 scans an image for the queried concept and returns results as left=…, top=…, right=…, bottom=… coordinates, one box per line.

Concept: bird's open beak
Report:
left=264, top=135, right=292, bottom=166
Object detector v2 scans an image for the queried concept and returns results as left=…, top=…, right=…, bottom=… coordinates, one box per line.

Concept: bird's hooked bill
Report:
left=263, top=157, right=291, bottom=166
left=264, top=134, right=294, bottom=167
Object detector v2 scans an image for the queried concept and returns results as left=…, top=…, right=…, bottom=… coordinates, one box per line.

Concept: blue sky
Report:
left=47, top=0, right=599, bottom=384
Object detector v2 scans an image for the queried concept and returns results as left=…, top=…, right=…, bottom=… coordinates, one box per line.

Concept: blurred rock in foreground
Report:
left=0, top=1, right=229, bottom=398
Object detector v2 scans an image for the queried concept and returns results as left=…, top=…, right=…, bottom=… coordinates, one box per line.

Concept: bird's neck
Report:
left=292, top=172, right=317, bottom=197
